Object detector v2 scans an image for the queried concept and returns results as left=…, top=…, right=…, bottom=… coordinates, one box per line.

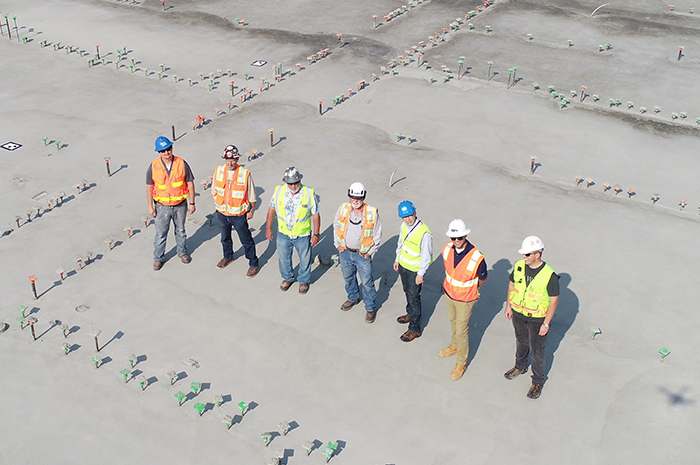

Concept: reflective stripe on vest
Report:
left=509, top=259, right=555, bottom=318
left=398, top=221, right=431, bottom=272
left=275, top=184, right=314, bottom=236
left=151, top=156, right=188, bottom=205
left=335, top=203, right=377, bottom=254
left=213, top=165, right=250, bottom=216
left=442, top=242, right=483, bottom=302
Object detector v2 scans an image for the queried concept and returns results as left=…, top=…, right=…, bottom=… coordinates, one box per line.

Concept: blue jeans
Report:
left=217, top=211, right=258, bottom=267
left=512, top=310, right=547, bottom=385
left=398, top=264, right=422, bottom=333
left=276, top=233, right=312, bottom=284
left=339, top=249, right=377, bottom=312
left=153, top=201, right=188, bottom=261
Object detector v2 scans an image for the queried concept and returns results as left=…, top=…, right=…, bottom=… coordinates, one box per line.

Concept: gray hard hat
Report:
left=282, top=166, right=303, bottom=183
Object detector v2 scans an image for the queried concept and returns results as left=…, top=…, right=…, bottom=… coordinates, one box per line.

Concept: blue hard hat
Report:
left=398, top=200, right=416, bottom=218
left=154, top=136, right=173, bottom=152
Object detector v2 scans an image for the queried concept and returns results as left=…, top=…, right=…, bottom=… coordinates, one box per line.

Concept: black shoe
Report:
left=365, top=311, right=376, bottom=323
left=153, top=261, right=164, bottom=271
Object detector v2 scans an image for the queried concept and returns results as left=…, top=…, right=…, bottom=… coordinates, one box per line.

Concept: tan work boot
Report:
left=438, top=345, right=457, bottom=358
left=450, top=364, right=466, bottom=381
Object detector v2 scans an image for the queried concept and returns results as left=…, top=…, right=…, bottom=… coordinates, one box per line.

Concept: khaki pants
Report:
left=445, top=295, right=476, bottom=366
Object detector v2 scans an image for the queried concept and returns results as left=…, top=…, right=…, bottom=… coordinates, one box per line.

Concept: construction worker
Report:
left=394, top=200, right=432, bottom=342
left=504, top=236, right=560, bottom=399
left=333, top=182, right=382, bottom=323
left=439, top=219, right=488, bottom=380
left=265, top=166, right=320, bottom=294
left=211, top=144, right=259, bottom=278
left=147, top=136, right=196, bottom=271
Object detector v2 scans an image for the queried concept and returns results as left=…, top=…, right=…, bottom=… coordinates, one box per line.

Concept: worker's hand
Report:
left=246, top=210, right=254, bottom=220
left=265, top=228, right=273, bottom=241
left=539, top=324, right=549, bottom=336
left=188, top=204, right=196, bottom=214
left=505, top=306, right=512, bottom=320
left=337, top=246, right=346, bottom=253
left=361, top=252, right=371, bottom=259
left=393, top=261, right=399, bottom=272
left=415, top=274, right=424, bottom=285
left=149, top=205, right=156, bottom=218
left=310, top=235, right=320, bottom=247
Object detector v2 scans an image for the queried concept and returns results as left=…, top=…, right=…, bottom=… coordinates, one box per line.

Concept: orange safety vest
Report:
left=151, top=156, right=188, bottom=205
left=212, top=165, right=250, bottom=216
left=442, top=242, right=484, bottom=302
left=335, top=203, right=377, bottom=254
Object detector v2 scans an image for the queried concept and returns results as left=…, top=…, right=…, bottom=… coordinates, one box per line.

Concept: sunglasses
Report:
left=524, top=251, right=538, bottom=257
left=158, top=147, right=173, bottom=154
left=450, top=236, right=466, bottom=242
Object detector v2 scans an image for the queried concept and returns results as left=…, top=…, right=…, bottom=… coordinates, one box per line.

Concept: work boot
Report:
left=396, top=314, right=410, bottom=324
left=527, top=384, right=543, bottom=399
left=217, top=258, right=234, bottom=269
left=180, top=254, right=191, bottom=264
left=438, top=345, right=458, bottom=358
left=280, top=280, right=294, bottom=291
left=504, top=367, right=528, bottom=380
left=450, top=364, right=466, bottom=381
left=340, top=299, right=361, bottom=311
left=298, top=283, right=309, bottom=295
left=246, top=266, right=260, bottom=278
left=365, top=311, right=376, bottom=324
left=400, top=330, right=421, bottom=342
left=153, top=261, right=164, bottom=271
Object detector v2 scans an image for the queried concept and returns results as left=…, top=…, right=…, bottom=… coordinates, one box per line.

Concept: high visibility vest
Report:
left=274, top=184, right=315, bottom=236
left=442, top=242, right=484, bottom=302
left=335, top=203, right=377, bottom=254
left=151, top=156, right=188, bottom=205
left=398, top=220, right=431, bottom=272
left=212, top=165, right=250, bottom=216
left=509, top=259, right=555, bottom=318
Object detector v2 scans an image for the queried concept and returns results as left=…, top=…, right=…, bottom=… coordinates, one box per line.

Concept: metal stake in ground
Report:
left=95, top=45, right=100, bottom=60
left=28, top=317, right=37, bottom=340
left=319, top=100, right=323, bottom=115
left=5, top=15, right=12, bottom=40
left=269, top=128, right=274, bottom=147
left=161, top=0, right=165, bottom=11
left=13, top=17, right=18, bottom=42
left=91, top=329, right=102, bottom=352
left=678, top=47, right=683, bottom=61
left=28, top=275, right=38, bottom=299
left=171, top=125, right=176, bottom=141
left=530, top=156, right=537, bottom=174
left=104, top=157, right=111, bottom=176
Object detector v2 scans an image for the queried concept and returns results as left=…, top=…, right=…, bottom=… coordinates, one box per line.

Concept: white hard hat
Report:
left=282, top=166, right=303, bottom=183
left=518, top=235, right=544, bottom=254
left=348, top=182, right=366, bottom=199
left=445, top=219, right=471, bottom=237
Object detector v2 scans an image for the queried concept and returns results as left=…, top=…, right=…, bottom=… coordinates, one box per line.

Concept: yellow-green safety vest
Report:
left=509, top=259, right=555, bottom=318
left=398, top=221, right=431, bottom=272
left=274, top=184, right=315, bottom=236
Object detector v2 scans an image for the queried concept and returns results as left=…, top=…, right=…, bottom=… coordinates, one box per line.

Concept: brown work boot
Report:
left=340, top=299, right=361, bottom=311
left=438, top=345, right=458, bottom=358
left=504, top=367, right=528, bottom=380
left=450, top=364, right=466, bottom=381
left=180, top=254, right=191, bottom=264
left=365, top=311, right=376, bottom=323
left=153, top=261, right=164, bottom=271
left=396, top=314, right=410, bottom=324
left=400, top=330, right=421, bottom=342
left=217, top=258, right=234, bottom=269
left=527, top=384, right=543, bottom=399
left=280, top=280, right=294, bottom=291
left=246, top=266, right=260, bottom=278
left=298, top=283, right=309, bottom=295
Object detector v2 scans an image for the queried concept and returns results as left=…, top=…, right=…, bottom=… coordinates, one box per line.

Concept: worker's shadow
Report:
left=417, top=255, right=445, bottom=331
left=373, top=235, right=399, bottom=311
left=309, top=225, right=335, bottom=284
left=184, top=214, right=221, bottom=256
left=467, top=258, right=511, bottom=367
left=544, top=272, right=578, bottom=382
